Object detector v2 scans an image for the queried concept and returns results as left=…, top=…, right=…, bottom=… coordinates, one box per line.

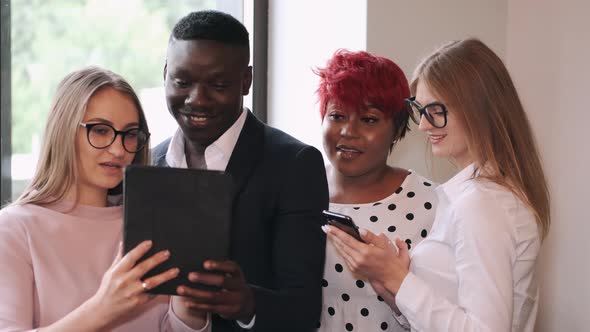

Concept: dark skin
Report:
left=164, top=38, right=255, bottom=323
left=321, top=101, right=408, bottom=314
left=321, top=101, right=408, bottom=204
left=164, top=38, right=252, bottom=168
left=176, top=261, right=254, bottom=321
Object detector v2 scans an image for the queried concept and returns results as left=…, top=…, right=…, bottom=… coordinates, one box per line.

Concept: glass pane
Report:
left=10, top=0, right=251, bottom=200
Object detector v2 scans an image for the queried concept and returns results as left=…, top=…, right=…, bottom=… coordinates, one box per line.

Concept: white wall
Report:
left=267, top=0, right=366, bottom=151
left=507, top=0, right=590, bottom=330
left=268, top=0, right=506, bottom=182
left=367, top=0, right=508, bottom=183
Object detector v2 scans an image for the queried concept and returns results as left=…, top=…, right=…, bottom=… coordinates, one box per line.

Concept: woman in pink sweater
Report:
left=0, top=67, right=209, bottom=332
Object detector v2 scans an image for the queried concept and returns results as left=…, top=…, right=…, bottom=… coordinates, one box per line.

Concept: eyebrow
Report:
left=414, top=99, right=445, bottom=107
left=83, top=117, right=140, bottom=129
left=411, top=99, right=425, bottom=108
left=170, top=67, right=231, bottom=78
left=364, top=104, right=384, bottom=112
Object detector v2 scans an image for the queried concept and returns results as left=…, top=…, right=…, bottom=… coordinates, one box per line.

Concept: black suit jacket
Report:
left=152, top=112, right=328, bottom=332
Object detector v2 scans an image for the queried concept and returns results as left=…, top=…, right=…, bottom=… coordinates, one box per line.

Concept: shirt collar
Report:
left=165, top=108, right=249, bottom=171
left=436, top=163, right=478, bottom=201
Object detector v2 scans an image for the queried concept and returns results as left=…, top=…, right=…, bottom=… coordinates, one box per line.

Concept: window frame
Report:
left=252, top=0, right=268, bottom=123
left=1, top=0, right=11, bottom=204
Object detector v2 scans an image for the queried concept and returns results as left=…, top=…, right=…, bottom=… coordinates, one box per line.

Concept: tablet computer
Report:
left=123, top=165, right=233, bottom=295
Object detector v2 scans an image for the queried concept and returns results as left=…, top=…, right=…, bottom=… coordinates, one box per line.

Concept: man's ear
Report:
left=242, top=66, right=253, bottom=96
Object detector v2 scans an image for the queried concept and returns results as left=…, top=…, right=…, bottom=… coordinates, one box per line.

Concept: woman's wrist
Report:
left=383, top=270, right=408, bottom=295
left=80, top=296, right=111, bottom=332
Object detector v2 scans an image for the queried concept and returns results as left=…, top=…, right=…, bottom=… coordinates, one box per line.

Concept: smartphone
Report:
left=322, top=210, right=364, bottom=242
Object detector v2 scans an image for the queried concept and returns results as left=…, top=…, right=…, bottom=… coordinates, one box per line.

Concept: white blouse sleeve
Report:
left=395, top=193, right=518, bottom=332
left=162, top=302, right=211, bottom=332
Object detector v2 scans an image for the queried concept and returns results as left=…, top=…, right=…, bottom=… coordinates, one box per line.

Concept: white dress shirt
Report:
left=395, top=164, right=541, bottom=332
left=166, top=108, right=248, bottom=171
left=164, top=108, right=255, bottom=329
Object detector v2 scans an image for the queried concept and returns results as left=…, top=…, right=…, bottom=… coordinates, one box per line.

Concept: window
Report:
left=0, top=0, right=265, bottom=204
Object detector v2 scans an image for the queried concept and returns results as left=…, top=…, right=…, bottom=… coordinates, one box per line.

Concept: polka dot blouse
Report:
left=318, top=171, right=438, bottom=331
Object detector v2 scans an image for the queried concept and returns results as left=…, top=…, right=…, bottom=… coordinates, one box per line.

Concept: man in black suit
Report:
left=152, top=10, right=328, bottom=331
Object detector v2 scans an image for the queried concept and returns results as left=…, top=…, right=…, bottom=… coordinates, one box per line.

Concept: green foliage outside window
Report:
left=11, top=0, right=213, bottom=153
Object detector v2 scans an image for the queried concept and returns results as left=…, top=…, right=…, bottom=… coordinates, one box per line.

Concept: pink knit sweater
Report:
left=0, top=201, right=207, bottom=332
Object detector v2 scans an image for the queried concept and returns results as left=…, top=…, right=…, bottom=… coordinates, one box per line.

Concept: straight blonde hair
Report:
left=410, top=38, right=550, bottom=239
left=14, top=66, right=151, bottom=207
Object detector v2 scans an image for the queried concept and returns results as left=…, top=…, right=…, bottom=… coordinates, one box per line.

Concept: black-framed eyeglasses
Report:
left=79, top=123, right=150, bottom=153
left=405, top=97, right=448, bottom=128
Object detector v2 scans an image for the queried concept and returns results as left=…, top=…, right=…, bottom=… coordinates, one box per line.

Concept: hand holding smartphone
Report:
left=322, top=210, right=364, bottom=243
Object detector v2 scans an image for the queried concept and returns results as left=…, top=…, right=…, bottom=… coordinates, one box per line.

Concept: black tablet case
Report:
left=123, top=165, right=233, bottom=295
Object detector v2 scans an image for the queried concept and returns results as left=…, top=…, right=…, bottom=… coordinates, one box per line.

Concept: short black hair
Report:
left=172, top=10, right=249, bottom=48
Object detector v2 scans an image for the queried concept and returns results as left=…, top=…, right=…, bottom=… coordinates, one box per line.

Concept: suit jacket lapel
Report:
left=226, top=111, right=265, bottom=199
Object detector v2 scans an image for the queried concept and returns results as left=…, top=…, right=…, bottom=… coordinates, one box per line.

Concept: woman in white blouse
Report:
left=322, top=38, right=550, bottom=332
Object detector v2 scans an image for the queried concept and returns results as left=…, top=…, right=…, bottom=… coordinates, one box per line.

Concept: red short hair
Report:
left=315, top=49, right=411, bottom=139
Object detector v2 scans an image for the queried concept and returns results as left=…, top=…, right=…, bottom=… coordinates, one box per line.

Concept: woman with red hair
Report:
left=322, top=39, right=549, bottom=332
left=316, top=50, right=437, bottom=331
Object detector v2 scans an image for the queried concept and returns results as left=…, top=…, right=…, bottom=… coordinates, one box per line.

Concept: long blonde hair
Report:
left=14, top=66, right=151, bottom=206
left=410, top=38, right=550, bottom=239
